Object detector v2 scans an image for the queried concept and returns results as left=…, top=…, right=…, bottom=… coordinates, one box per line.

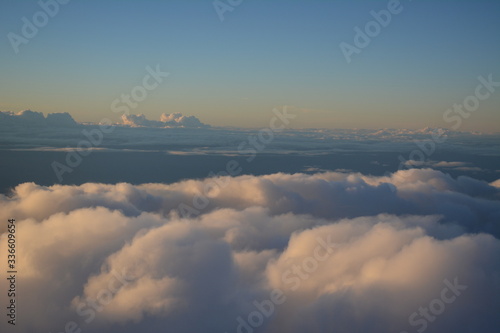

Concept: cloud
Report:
left=403, top=160, right=485, bottom=173
left=121, top=112, right=209, bottom=128
left=302, top=166, right=332, bottom=173
left=1, top=169, right=498, bottom=236
left=265, top=218, right=499, bottom=333
left=404, top=160, right=469, bottom=168
left=1, top=110, right=499, bottom=167
left=453, top=167, right=484, bottom=172
left=120, top=113, right=164, bottom=128
left=160, top=112, right=208, bottom=128
left=0, top=110, right=78, bottom=127
left=0, top=170, right=499, bottom=332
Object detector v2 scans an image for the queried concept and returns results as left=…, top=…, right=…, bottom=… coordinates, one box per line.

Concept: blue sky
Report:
left=1, top=0, right=499, bottom=131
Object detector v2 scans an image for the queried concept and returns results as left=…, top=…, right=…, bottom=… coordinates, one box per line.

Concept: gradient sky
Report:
left=1, top=0, right=499, bottom=131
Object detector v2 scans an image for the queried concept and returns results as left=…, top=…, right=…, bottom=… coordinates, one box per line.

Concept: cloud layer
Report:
left=1, top=169, right=499, bottom=333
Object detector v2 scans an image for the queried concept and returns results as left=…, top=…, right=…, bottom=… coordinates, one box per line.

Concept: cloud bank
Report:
left=121, top=112, right=210, bottom=128
left=0, top=110, right=209, bottom=129
left=1, top=169, right=499, bottom=333
left=1, top=111, right=499, bottom=170
left=0, top=110, right=79, bottom=127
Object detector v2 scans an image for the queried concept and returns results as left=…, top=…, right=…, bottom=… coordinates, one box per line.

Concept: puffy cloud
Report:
left=160, top=112, right=209, bottom=128
left=15, top=109, right=45, bottom=123
left=265, top=218, right=500, bottom=333
left=1, top=169, right=498, bottom=236
left=120, top=114, right=164, bottom=128
left=45, top=112, right=79, bottom=127
left=0, top=170, right=499, bottom=333
left=121, top=112, right=209, bottom=128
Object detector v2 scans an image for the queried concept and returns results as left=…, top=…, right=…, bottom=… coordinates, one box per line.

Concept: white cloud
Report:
left=0, top=170, right=499, bottom=332
left=1, top=169, right=498, bottom=235
left=120, top=113, right=163, bottom=128
left=160, top=112, right=208, bottom=128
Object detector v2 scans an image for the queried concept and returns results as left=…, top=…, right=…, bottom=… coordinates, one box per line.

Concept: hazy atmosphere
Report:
left=1, top=1, right=499, bottom=333
left=1, top=0, right=500, bottom=130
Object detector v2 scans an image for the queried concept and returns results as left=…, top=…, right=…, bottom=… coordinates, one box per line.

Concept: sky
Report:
left=1, top=2, right=500, bottom=332
left=1, top=0, right=500, bottom=130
